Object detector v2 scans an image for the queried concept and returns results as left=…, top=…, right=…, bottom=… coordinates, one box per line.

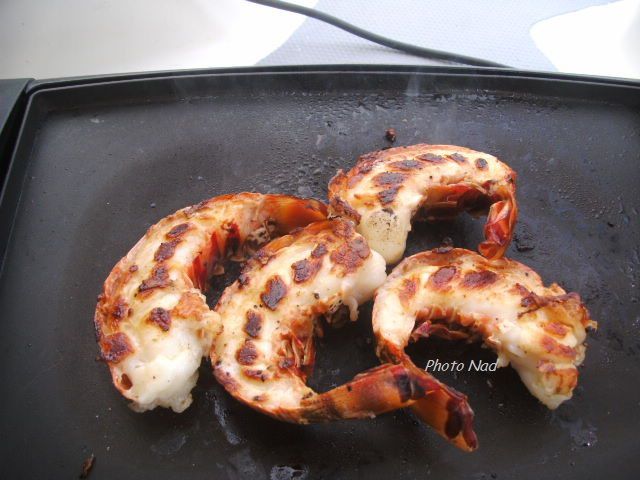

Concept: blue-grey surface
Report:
left=259, top=0, right=613, bottom=69
left=0, top=78, right=28, bottom=183
left=0, top=79, right=27, bottom=131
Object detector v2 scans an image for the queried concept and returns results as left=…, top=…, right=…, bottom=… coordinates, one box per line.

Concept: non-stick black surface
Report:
left=0, top=67, right=638, bottom=479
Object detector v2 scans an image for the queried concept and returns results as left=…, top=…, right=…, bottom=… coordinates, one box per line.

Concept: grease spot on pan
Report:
left=551, top=406, right=598, bottom=448
left=270, top=464, right=309, bottom=480
left=150, top=431, right=187, bottom=456
left=212, top=394, right=242, bottom=445
left=227, top=448, right=266, bottom=477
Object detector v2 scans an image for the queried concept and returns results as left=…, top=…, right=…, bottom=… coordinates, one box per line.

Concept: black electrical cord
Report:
left=247, top=0, right=508, bottom=68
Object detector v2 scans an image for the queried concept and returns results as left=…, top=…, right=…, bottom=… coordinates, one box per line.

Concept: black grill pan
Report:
left=0, top=66, right=639, bottom=479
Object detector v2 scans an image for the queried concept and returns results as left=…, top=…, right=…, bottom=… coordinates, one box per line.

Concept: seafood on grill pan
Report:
left=91, top=137, right=598, bottom=454
left=94, top=193, right=327, bottom=412
left=372, top=247, right=596, bottom=448
left=328, top=144, right=518, bottom=264
left=212, top=220, right=469, bottom=427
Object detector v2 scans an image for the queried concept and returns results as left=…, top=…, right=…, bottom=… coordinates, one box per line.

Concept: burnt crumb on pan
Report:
left=79, top=454, right=95, bottom=479
left=515, top=234, right=534, bottom=252
left=385, top=128, right=397, bottom=143
left=514, top=224, right=535, bottom=252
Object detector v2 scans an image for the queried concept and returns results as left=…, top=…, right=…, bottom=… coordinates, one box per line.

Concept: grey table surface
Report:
left=259, top=0, right=612, bottom=69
